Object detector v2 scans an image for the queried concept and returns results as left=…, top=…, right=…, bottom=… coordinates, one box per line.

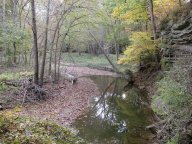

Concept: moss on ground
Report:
left=0, top=110, right=85, bottom=144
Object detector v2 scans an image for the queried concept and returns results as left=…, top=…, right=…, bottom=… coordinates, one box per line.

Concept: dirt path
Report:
left=20, top=66, right=116, bottom=126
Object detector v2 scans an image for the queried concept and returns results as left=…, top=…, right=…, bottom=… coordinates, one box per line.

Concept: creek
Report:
left=73, top=75, right=155, bottom=144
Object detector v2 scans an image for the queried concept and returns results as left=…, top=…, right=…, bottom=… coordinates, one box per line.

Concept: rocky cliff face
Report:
left=161, top=3, right=192, bottom=46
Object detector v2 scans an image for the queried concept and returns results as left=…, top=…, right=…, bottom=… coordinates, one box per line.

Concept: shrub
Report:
left=0, top=72, right=21, bottom=82
left=152, top=77, right=188, bottom=115
left=0, top=82, right=8, bottom=92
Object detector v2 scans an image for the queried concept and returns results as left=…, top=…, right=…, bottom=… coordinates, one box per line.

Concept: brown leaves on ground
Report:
left=20, top=78, right=99, bottom=126
left=19, top=66, right=115, bottom=126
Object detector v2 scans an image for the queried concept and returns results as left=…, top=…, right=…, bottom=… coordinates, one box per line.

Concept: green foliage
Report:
left=152, top=77, right=188, bottom=115
left=166, top=137, right=178, bottom=144
left=152, top=59, right=192, bottom=143
left=0, top=111, right=85, bottom=144
left=0, top=72, right=20, bottom=92
left=0, top=24, right=31, bottom=48
left=0, top=82, right=8, bottom=92
left=103, top=0, right=117, bottom=12
left=0, top=23, right=31, bottom=65
left=0, top=71, right=33, bottom=92
left=0, top=73, right=20, bottom=82
left=152, top=58, right=192, bottom=116
left=160, top=58, right=173, bottom=70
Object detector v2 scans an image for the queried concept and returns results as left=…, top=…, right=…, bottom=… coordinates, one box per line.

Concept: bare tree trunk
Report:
left=54, top=30, right=60, bottom=81
left=149, top=0, right=161, bottom=66
left=57, top=34, right=67, bottom=80
left=48, top=15, right=66, bottom=75
left=179, top=0, right=182, bottom=6
left=149, top=0, right=157, bottom=40
left=48, top=24, right=59, bottom=75
left=13, top=0, right=18, bottom=24
left=89, top=31, right=119, bottom=73
left=40, top=0, right=51, bottom=86
left=13, top=43, right=17, bottom=63
left=13, top=0, right=18, bottom=64
left=18, top=0, right=30, bottom=28
left=31, top=0, right=39, bottom=85
left=2, top=0, right=5, bottom=23
left=111, top=20, right=120, bottom=61
left=24, top=51, right=27, bottom=65
left=48, top=0, right=82, bottom=74
left=57, top=43, right=64, bottom=80
left=114, top=40, right=119, bottom=61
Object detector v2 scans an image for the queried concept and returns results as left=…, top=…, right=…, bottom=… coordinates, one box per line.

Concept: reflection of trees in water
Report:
left=74, top=77, right=154, bottom=144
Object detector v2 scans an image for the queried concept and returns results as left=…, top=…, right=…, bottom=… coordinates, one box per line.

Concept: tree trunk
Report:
left=13, top=0, right=18, bottom=64
left=179, top=0, right=182, bottom=7
left=58, top=34, right=67, bottom=80
left=114, top=40, right=119, bottom=61
left=13, top=43, right=17, bottom=63
left=2, top=0, right=5, bottom=23
left=13, top=0, right=18, bottom=24
left=54, top=30, right=60, bottom=81
left=48, top=14, right=66, bottom=75
left=149, top=0, right=157, bottom=40
left=40, top=0, right=51, bottom=86
left=24, top=51, right=27, bottom=65
left=89, top=32, right=119, bottom=73
left=149, top=0, right=161, bottom=66
left=48, top=24, right=59, bottom=75
left=31, top=0, right=39, bottom=85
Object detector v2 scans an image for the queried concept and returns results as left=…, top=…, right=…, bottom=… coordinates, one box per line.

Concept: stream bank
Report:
left=19, top=66, right=116, bottom=126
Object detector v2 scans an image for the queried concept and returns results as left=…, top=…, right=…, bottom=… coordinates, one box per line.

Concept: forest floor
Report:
left=18, top=66, right=115, bottom=126
left=1, top=64, right=159, bottom=127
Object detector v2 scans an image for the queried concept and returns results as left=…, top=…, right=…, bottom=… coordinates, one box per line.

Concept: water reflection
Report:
left=74, top=76, right=155, bottom=144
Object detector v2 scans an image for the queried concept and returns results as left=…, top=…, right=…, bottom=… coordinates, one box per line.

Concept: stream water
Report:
left=73, top=75, right=155, bottom=144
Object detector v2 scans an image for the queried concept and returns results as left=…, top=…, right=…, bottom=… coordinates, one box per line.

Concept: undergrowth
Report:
left=0, top=109, right=85, bottom=144
left=0, top=71, right=33, bottom=92
left=152, top=59, right=192, bottom=144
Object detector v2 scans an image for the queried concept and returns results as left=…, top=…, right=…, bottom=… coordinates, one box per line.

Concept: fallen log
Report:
left=87, top=65, right=115, bottom=72
left=63, top=73, right=77, bottom=84
left=4, top=80, right=23, bottom=87
left=4, top=78, right=32, bottom=87
left=146, top=119, right=167, bottom=130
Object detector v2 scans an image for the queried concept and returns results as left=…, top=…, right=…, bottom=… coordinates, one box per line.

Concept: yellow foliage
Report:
left=112, top=0, right=179, bottom=24
left=1, top=106, right=21, bottom=118
left=112, top=0, right=179, bottom=64
left=112, top=1, right=148, bottom=23
left=154, top=0, right=180, bottom=21
left=112, top=5, right=125, bottom=18
left=118, top=32, right=158, bottom=64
